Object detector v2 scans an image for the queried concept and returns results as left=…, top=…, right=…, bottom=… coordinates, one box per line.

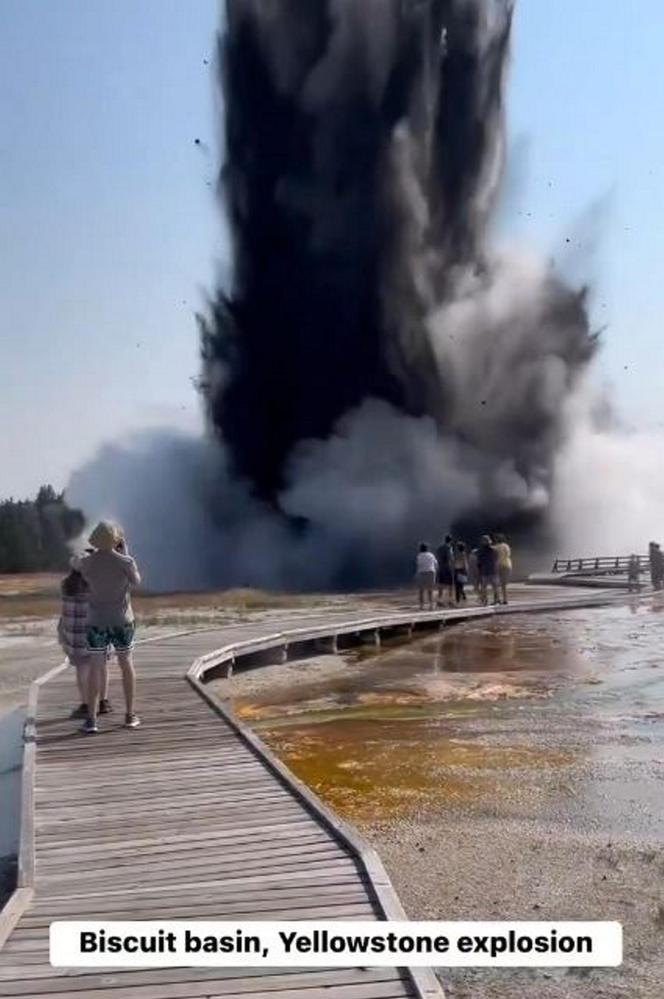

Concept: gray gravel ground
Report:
left=364, top=814, right=662, bottom=999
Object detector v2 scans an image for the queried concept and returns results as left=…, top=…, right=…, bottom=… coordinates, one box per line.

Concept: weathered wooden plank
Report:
left=0, top=891, right=33, bottom=951
left=35, top=793, right=304, bottom=824
left=0, top=609, right=460, bottom=999
left=36, top=826, right=330, bottom=866
left=34, top=857, right=355, bottom=898
left=36, top=755, right=259, bottom=783
left=35, top=818, right=320, bottom=855
left=37, top=771, right=280, bottom=794
left=37, top=845, right=346, bottom=887
left=28, top=864, right=363, bottom=904
left=33, top=817, right=320, bottom=850
left=0, top=965, right=392, bottom=987
left=0, top=970, right=412, bottom=999
left=36, top=793, right=305, bottom=822
left=39, top=773, right=297, bottom=822
left=23, top=884, right=370, bottom=916
left=37, top=834, right=333, bottom=874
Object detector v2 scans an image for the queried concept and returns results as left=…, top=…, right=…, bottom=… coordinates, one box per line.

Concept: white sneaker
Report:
left=124, top=713, right=141, bottom=729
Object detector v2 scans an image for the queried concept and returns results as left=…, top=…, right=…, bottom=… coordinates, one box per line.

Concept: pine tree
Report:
left=0, top=487, right=85, bottom=573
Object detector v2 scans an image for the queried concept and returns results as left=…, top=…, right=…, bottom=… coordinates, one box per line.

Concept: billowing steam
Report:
left=67, top=1, right=650, bottom=590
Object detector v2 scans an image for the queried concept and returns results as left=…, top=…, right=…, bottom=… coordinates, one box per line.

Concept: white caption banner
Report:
left=50, top=920, right=623, bottom=968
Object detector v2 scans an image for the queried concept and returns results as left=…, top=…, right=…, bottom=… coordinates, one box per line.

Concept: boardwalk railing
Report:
left=552, top=555, right=650, bottom=576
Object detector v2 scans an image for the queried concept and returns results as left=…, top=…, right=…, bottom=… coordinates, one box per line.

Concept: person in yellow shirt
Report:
left=493, top=533, right=512, bottom=605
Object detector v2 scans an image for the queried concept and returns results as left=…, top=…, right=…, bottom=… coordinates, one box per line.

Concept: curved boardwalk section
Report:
left=0, top=622, right=444, bottom=999
left=0, top=589, right=624, bottom=998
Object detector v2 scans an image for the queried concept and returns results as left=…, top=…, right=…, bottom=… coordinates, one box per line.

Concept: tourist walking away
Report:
left=416, top=543, right=438, bottom=610
left=627, top=554, right=641, bottom=593
left=649, top=542, right=663, bottom=590
left=477, top=535, right=498, bottom=606
left=436, top=534, right=456, bottom=606
left=454, top=541, right=469, bottom=603
left=57, top=563, right=111, bottom=719
left=72, top=521, right=141, bottom=733
left=493, top=533, right=512, bottom=605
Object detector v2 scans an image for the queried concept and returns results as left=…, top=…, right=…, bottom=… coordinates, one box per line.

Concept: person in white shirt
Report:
left=415, top=543, right=438, bottom=610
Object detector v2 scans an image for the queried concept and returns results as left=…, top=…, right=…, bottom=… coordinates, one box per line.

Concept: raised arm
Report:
left=125, top=557, right=141, bottom=587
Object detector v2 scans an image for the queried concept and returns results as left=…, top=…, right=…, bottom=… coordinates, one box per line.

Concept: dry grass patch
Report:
left=0, top=576, right=339, bottom=623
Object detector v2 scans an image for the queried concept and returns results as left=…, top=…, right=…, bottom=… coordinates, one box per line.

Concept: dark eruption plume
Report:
left=70, top=1, right=602, bottom=591
left=200, top=0, right=596, bottom=540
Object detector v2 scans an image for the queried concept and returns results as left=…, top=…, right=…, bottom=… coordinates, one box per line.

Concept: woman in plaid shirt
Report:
left=57, top=568, right=110, bottom=720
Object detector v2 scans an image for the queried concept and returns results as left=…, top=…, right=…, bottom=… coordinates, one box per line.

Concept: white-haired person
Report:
left=72, top=521, right=141, bottom=734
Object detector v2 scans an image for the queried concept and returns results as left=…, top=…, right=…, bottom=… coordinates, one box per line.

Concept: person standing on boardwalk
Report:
left=649, top=542, right=663, bottom=590
left=416, top=543, right=438, bottom=611
left=493, top=533, right=512, bottom=605
left=72, top=521, right=141, bottom=733
left=436, top=534, right=455, bottom=607
left=476, top=535, right=498, bottom=606
left=57, top=563, right=111, bottom=719
left=453, top=541, right=469, bottom=603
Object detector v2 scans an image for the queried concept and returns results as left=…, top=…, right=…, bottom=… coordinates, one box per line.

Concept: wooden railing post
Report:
left=549, top=554, right=650, bottom=577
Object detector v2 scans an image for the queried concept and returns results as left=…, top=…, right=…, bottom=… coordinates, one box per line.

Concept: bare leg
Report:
left=428, top=586, right=434, bottom=610
left=117, top=651, right=136, bottom=716
left=479, top=578, right=488, bottom=606
left=75, top=664, right=87, bottom=704
left=101, top=657, right=109, bottom=700
left=85, top=661, right=103, bottom=723
left=419, top=585, right=424, bottom=610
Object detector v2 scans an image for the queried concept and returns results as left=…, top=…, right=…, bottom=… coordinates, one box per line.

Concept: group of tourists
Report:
left=415, top=533, right=512, bottom=611
left=57, top=521, right=141, bottom=734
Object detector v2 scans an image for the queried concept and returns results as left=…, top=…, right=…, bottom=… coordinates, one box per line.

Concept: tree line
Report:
left=0, top=486, right=85, bottom=574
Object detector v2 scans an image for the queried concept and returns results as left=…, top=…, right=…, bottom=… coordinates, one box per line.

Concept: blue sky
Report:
left=1, top=0, right=662, bottom=497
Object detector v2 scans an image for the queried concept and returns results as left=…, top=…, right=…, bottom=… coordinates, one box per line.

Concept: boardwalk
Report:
left=0, top=587, right=626, bottom=998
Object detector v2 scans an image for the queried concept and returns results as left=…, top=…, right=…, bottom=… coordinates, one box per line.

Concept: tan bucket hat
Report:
left=88, top=521, right=122, bottom=552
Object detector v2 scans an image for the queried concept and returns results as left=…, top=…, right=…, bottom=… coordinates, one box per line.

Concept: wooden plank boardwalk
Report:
left=0, top=616, right=447, bottom=999
left=0, top=587, right=627, bottom=998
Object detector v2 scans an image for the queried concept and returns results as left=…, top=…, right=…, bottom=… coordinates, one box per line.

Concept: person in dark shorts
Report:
left=72, top=521, right=141, bottom=733
left=476, top=535, right=498, bottom=606
left=436, top=534, right=455, bottom=607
